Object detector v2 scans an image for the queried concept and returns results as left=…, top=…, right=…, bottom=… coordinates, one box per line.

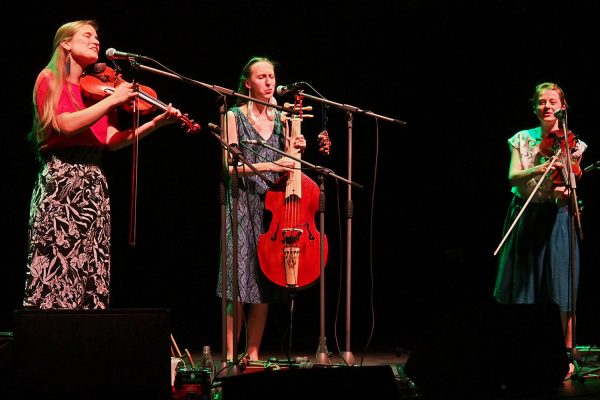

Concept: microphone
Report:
left=554, top=108, right=566, bottom=119
left=241, top=140, right=263, bottom=145
left=584, top=160, right=600, bottom=173
left=105, top=48, right=147, bottom=61
left=276, top=82, right=306, bottom=96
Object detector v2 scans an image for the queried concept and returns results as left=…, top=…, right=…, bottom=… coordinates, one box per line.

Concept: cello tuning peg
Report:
left=283, top=102, right=313, bottom=111
left=289, top=114, right=314, bottom=119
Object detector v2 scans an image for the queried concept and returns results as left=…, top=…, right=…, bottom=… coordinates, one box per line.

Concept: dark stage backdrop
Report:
left=2, top=1, right=599, bottom=356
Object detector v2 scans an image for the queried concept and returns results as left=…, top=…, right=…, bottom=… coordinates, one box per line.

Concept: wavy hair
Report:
left=28, top=20, right=98, bottom=146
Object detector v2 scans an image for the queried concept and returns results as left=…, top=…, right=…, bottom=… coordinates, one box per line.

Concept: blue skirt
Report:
left=494, top=195, right=578, bottom=312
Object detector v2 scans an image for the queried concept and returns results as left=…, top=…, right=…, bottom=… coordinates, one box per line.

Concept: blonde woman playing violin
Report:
left=23, top=20, right=181, bottom=309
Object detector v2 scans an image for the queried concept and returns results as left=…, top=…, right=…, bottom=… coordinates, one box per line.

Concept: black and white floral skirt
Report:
left=23, top=148, right=111, bottom=309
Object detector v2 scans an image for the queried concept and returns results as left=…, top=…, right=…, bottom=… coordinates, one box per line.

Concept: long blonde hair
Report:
left=29, top=20, right=98, bottom=146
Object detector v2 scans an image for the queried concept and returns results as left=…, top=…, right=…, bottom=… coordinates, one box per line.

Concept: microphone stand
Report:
left=241, top=138, right=361, bottom=366
left=556, top=112, right=586, bottom=379
left=215, top=100, right=235, bottom=379
left=125, top=61, right=300, bottom=116
left=207, top=124, right=274, bottom=378
left=583, top=160, right=600, bottom=173
left=288, top=90, right=405, bottom=365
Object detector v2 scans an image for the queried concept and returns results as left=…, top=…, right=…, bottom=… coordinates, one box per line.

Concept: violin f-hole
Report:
left=269, top=222, right=280, bottom=241
left=305, top=223, right=315, bottom=240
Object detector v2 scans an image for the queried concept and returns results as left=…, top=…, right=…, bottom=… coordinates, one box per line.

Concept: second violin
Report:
left=539, top=129, right=583, bottom=184
left=80, top=64, right=201, bottom=134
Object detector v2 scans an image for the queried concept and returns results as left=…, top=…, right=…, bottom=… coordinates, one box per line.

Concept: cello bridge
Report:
left=282, top=227, right=303, bottom=245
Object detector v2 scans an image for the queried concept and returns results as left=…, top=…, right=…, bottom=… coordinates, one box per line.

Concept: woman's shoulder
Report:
left=35, top=69, right=54, bottom=87
left=511, top=127, right=540, bottom=140
left=508, top=127, right=539, bottom=148
left=34, top=69, right=56, bottom=99
left=39, top=68, right=53, bottom=78
left=229, top=105, right=246, bottom=115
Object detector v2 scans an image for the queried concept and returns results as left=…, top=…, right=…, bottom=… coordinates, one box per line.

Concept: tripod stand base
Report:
left=571, top=365, right=600, bottom=380
left=341, top=351, right=355, bottom=366
left=315, top=336, right=331, bottom=365
left=569, top=346, right=600, bottom=381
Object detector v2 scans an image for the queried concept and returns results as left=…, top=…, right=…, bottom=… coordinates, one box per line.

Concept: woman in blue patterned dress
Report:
left=217, top=56, right=306, bottom=361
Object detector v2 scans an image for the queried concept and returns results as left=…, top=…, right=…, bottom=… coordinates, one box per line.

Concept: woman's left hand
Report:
left=153, top=103, right=182, bottom=127
left=294, top=134, right=307, bottom=153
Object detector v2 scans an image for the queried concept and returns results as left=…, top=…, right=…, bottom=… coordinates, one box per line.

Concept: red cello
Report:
left=258, top=100, right=328, bottom=288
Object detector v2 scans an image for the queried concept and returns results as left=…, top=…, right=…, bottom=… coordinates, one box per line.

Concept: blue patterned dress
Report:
left=216, top=107, right=288, bottom=303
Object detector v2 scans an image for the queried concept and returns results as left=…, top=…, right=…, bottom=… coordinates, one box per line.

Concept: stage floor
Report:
left=185, top=346, right=600, bottom=400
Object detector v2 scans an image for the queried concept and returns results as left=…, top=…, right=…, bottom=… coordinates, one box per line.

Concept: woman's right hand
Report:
left=271, top=156, right=296, bottom=173
left=537, top=158, right=562, bottom=176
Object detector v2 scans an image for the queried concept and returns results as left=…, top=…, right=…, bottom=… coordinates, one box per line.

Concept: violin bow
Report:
left=129, top=81, right=141, bottom=247
left=493, top=155, right=560, bottom=256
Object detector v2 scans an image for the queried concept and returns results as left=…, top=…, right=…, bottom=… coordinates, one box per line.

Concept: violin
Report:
left=539, top=129, right=582, bottom=184
left=80, top=64, right=201, bottom=134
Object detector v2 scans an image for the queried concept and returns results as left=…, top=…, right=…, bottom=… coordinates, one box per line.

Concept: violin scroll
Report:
left=180, top=113, right=201, bottom=134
